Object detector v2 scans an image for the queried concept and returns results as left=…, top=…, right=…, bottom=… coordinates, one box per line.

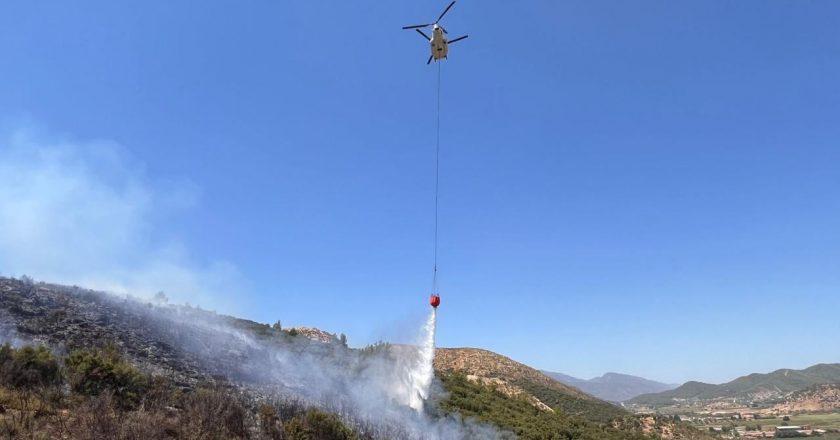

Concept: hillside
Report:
left=435, top=348, right=623, bottom=422
left=774, top=384, right=840, bottom=413
left=434, top=349, right=712, bottom=439
left=0, top=276, right=711, bottom=439
left=438, top=372, right=598, bottom=437
left=630, top=364, right=840, bottom=407
left=542, top=371, right=677, bottom=402
left=438, top=373, right=667, bottom=440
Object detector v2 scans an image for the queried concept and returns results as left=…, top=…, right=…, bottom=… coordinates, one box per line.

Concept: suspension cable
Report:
left=432, top=61, right=441, bottom=295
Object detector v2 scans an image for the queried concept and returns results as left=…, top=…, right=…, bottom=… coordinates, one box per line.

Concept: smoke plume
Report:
left=0, top=128, right=509, bottom=438
left=105, top=291, right=507, bottom=439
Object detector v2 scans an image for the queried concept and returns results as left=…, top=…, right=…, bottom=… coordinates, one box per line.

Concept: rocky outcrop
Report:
left=291, top=327, right=338, bottom=344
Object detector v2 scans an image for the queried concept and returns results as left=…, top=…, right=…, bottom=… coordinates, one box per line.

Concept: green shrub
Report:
left=0, top=344, right=62, bottom=390
left=65, top=346, right=147, bottom=409
left=283, top=409, right=357, bottom=440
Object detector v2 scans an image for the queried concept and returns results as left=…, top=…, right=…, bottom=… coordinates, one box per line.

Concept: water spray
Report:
left=407, top=308, right=437, bottom=411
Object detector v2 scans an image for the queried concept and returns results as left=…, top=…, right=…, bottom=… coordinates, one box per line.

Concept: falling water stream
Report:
left=407, top=308, right=437, bottom=411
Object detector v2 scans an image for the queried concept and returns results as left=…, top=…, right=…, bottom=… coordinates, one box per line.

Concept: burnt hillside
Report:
left=0, top=277, right=345, bottom=390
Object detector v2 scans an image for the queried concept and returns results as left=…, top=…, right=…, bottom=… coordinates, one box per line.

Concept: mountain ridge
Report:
left=629, top=363, right=840, bottom=406
left=542, top=370, right=678, bottom=402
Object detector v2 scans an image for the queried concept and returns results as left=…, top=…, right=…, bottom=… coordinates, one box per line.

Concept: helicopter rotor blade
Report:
left=402, top=24, right=431, bottom=30
left=448, top=35, right=468, bottom=44
left=415, top=29, right=432, bottom=40
left=427, top=55, right=434, bottom=64
left=439, top=25, right=448, bottom=34
left=436, top=1, right=456, bottom=23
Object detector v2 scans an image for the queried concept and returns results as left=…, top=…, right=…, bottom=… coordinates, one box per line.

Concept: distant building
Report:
left=742, top=431, right=772, bottom=439
left=775, top=426, right=803, bottom=438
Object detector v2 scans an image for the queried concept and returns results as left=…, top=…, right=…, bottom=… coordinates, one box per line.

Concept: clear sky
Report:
left=1, top=1, right=839, bottom=384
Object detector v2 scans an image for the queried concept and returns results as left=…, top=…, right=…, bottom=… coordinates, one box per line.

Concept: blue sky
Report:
left=1, top=1, right=839, bottom=384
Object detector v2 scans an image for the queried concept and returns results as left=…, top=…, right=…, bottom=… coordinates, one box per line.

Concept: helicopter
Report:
left=402, top=1, right=468, bottom=64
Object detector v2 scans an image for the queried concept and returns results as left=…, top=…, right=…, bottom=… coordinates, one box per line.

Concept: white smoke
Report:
left=0, top=128, right=246, bottom=313
left=130, top=299, right=505, bottom=440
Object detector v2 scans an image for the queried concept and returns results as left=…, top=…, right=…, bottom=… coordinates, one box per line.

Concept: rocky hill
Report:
left=629, top=364, right=840, bottom=407
left=542, top=371, right=677, bottom=402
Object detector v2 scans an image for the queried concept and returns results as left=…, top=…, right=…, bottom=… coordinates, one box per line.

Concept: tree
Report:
left=339, top=333, right=348, bottom=347
left=153, top=291, right=168, bottom=304
left=272, top=320, right=282, bottom=331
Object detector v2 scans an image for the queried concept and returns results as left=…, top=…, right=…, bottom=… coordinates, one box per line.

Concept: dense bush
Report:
left=0, top=344, right=62, bottom=390
left=283, top=409, right=358, bottom=440
left=178, top=387, right=249, bottom=440
left=65, top=346, right=148, bottom=409
left=258, top=403, right=284, bottom=439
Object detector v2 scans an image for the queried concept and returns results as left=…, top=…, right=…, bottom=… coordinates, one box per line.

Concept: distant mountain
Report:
left=542, top=371, right=678, bottom=402
left=629, top=364, right=840, bottom=406
left=543, top=371, right=587, bottom=386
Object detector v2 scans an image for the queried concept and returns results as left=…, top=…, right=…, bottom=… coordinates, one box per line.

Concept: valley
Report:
left=627, top=374, right=840, bottom=438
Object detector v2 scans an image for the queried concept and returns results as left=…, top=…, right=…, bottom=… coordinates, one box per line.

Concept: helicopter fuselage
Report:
left=430, top=26, right=448, bottom=61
